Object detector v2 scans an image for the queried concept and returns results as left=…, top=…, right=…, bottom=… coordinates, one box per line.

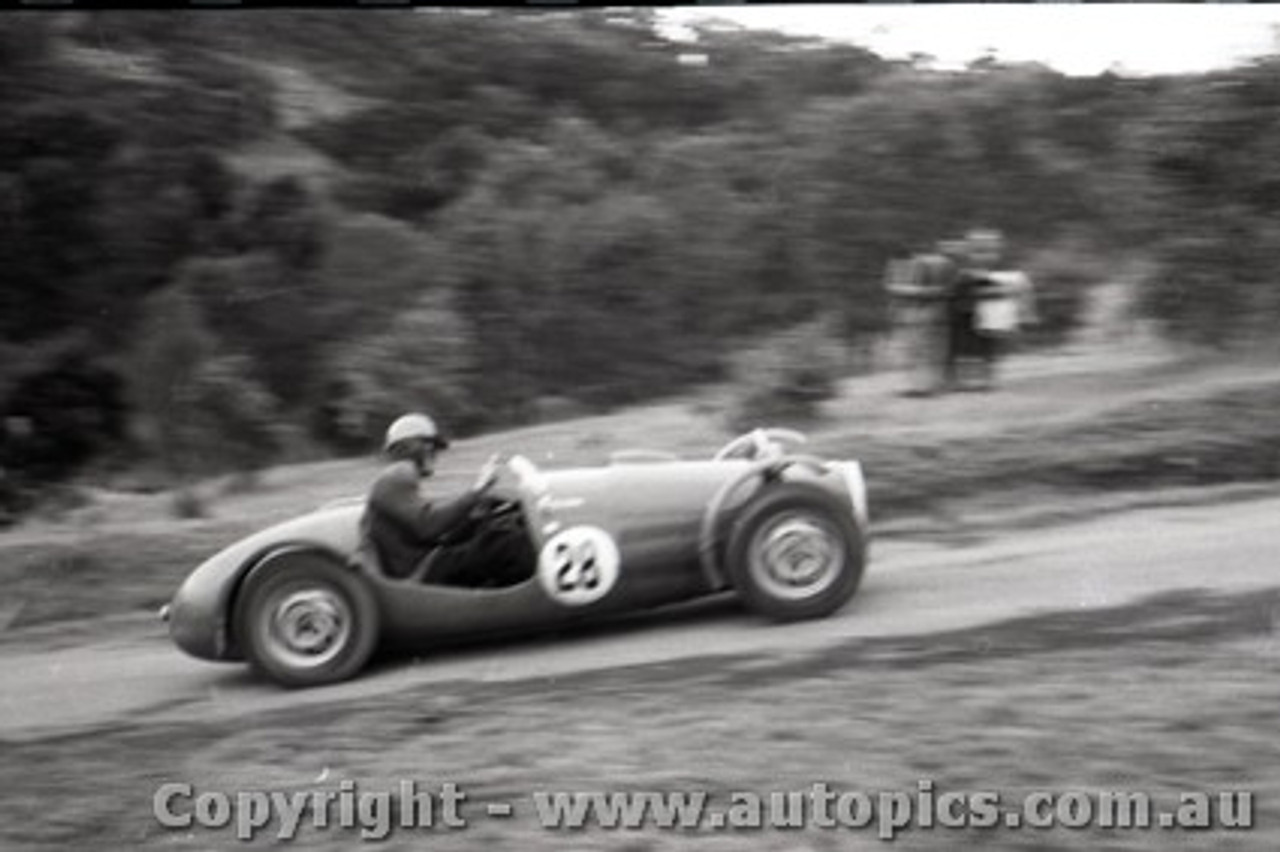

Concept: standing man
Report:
left=884, top=241, right=960, bottom=396
left=951, top=229, right=1021, bottom=391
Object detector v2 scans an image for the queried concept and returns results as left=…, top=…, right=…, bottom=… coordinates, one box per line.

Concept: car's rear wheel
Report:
left=233, top=551, right=379, bottom=688
left=726, top=483, right=865, bottom=621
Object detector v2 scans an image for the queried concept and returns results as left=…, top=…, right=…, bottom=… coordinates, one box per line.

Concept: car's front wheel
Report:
left=233, top=551, right=380, bottom=688
left=726, top=483, right=865, bottom=621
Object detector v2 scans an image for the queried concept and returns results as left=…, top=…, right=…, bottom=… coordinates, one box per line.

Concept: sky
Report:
left=658, top=5, right=1280, bottom=77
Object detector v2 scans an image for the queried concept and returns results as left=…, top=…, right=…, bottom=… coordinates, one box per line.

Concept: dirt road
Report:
left=3, top=488, right=1277, bottom=744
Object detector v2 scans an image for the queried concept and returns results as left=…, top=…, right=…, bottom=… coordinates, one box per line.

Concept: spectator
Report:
left=884, top=241, right=960, bottom=396
left=948, top=229, right=1035, bottom=391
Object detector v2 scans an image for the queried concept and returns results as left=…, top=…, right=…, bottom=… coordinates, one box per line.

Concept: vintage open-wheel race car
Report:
left=165, top=428, right=870, bottom=687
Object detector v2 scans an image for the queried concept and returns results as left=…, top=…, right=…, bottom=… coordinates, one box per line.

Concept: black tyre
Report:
left=725, top=483, right=866, bottom=621
left=232, top=550, right=380, bottom=688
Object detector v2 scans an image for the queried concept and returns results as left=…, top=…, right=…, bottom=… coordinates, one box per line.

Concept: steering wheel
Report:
left=467, top=487, right=517, bottom=514
left=713, top=428, right=808, bottom=462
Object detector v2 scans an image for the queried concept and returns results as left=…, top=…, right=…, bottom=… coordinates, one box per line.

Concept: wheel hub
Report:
left=750, top=514, right=844, bottom=600
left=266, top=589, right=351, bottom=668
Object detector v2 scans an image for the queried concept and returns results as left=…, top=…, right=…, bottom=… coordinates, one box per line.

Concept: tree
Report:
left=128, top=287, right=216, bottom=481
left=188, top=354, right=286, bottom=476
left=238, top=176, right=329, bottom=272
left=311, top=213, right=445, bottom=340
left=322, top=291, right=481, bottom=447
left=0, top=348, right=127, bottom=485
left=1129, top=60, right=1280, bottom=346
left=129, top=286, right=284, bottom=484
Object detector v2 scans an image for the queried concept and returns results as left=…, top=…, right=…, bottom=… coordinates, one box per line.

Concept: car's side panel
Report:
left=168, top=505, right=363, bottom=660
left=533, top=460, right=752, bottom=584
left=534, top=459, right=862, bottom=592
left=370, top=564, right=709, bottom=647
left=371, top=463, right=743, bottom=642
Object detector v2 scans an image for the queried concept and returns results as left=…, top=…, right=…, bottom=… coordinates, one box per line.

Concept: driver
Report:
left=360, top=413, right=532, bottom=587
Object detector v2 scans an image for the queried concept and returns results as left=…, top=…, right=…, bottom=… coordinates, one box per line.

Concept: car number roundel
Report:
left=537, top=525, right=621, bottom=606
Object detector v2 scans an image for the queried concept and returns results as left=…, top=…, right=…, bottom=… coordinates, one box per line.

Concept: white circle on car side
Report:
left=537, top=525, right=620, bottom=606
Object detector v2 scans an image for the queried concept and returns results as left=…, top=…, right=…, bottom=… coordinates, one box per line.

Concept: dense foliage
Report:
left=1, top=10, right=1277, bottom=503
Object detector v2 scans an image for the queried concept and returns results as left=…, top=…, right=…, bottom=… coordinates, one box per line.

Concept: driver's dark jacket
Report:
left=359, top=460, right=483, bottom=579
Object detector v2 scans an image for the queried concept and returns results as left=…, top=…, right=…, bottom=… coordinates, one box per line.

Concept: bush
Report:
left=723, top=317, right=848, bottom=433
left=1139, top=228, right=1280, bottom=350
left=129, top=287, right=286, bottom=483
left=170, top=488, right=208, bottom=520
left=188, top=354, right=287, bottom=475
left=0, top=469, right=33, bottom=528
left=1, top=350, right=128, bottom=485
left=28, top=483, right=94, bottom=524
left=318, top=290, right=483, bottom=449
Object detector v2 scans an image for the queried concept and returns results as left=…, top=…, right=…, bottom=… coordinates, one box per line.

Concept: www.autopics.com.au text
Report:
left=152, top=779, right=1254, bottom=842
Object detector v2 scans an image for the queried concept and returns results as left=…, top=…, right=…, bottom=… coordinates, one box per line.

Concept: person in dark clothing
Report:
left=945, top=230, right=1005, bottom=391
left=945, top=268, right=978, bottom=390
left=944, top=268, right=994, bottom=388
left=360, top=413, right=533, bottom=587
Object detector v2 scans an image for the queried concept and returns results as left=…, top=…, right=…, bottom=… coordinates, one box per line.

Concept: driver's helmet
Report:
left=384, top=413, right=450, bottom=452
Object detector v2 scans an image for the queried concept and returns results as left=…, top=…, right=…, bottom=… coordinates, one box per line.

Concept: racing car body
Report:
left=166, top=429, right=870, bottom=687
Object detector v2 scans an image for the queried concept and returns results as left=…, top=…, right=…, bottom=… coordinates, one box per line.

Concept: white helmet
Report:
left=384, top=413, right=449, bottom=452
